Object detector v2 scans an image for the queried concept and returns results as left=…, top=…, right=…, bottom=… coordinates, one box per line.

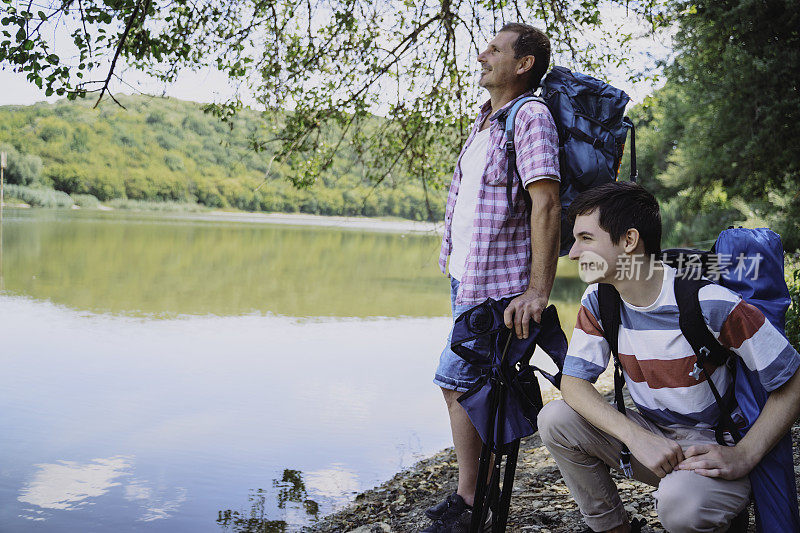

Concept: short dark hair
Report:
left=499, top=23, right=551, bottom=89
left=567, top=182, right=662, bottom=256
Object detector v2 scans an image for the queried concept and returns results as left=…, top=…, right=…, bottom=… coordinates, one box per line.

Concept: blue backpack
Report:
left=499, top=66, right=635, bottom=255
left=599, top=227, right=799, bottom=532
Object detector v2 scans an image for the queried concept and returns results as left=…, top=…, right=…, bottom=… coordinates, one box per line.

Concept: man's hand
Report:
left=625, top=429, right=685, bottom=478
left=503, top=290, right=548, bottom=339
left=676, top=443, right=756, bottom=480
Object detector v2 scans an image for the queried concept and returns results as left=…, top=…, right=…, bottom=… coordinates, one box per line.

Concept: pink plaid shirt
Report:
left=439, top=92, right=560, bottom=304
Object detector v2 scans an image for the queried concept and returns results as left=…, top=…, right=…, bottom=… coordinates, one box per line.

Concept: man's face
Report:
left=568, top=210, right=622, bottom=284
left=477, top=31, right=528, bottom=89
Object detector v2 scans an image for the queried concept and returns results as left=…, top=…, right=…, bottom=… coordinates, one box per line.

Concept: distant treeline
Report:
left=0, top=95, right=446, bottom=221
left=2, top=83, right=798, bottom=252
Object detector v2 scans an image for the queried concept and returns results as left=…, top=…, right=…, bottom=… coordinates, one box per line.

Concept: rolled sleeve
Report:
left=563, top=355, right=606, bottom=383
left=514, top=101, right=560, bottom=188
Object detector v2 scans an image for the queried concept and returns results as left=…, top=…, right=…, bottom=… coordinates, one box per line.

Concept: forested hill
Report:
left=2, top=88, right=799, bottom=251
left=0, top=95, right=446, bottom=221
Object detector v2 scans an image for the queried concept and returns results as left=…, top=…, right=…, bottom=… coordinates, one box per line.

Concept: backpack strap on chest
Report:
left=496, top=96, right=543, bottom=215
left=673, top=276, right=742, bottom=444
left=597, top=283, right=634, bottom=477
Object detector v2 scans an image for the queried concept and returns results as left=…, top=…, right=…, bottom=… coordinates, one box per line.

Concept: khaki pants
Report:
left=538, top=400, right=750, bottom=533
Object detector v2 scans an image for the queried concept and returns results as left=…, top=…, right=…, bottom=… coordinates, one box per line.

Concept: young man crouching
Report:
left=537, top=182, right=800, bottom=532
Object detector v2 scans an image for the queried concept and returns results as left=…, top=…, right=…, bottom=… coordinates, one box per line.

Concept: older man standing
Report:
left=424, top=23, right=561, bottom=532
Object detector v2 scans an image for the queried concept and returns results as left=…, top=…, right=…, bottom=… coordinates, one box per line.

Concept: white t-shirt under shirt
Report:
left=448, top=127, right=491, bottom=281
left=564, top=265, right=800, bottom=429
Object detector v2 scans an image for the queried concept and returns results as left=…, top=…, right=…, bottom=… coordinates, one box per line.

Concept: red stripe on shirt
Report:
left=719, top=301, right=766, bottom=349
left=576, top=305, right=604, bottom=337
left=618, top=353, right=718, bottom=389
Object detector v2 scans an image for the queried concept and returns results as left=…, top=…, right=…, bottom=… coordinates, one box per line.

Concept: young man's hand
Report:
left=625, top=429, right=684, bottom=478
left=504, top=290, right=548, bottom=339
left=676, top=443, right=756, bottom=480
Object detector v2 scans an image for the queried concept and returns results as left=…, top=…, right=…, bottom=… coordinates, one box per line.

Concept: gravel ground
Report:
left=304, top=371, right=799, bottom=533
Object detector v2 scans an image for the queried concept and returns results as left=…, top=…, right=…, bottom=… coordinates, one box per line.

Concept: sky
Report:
left=0, top=64, right=248, bottom=107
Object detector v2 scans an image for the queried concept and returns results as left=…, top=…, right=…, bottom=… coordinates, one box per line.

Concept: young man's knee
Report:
left=657, top=499, right=707, bottom=533
left=655, top=475, right=734, bottom=533
left=538, top=399, right=581, bottom=446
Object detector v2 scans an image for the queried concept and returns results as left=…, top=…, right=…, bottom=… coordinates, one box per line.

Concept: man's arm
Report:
left=678, top=366, right=800, bottom=479
left=503, top=178, right=560, bottom=338
left=561, top=375, right=685, bottom=478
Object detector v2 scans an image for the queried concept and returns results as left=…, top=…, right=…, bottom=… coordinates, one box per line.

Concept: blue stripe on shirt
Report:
left=562, top=355, right=606, bottom=383
left=759, top=343, right=800, bottom=392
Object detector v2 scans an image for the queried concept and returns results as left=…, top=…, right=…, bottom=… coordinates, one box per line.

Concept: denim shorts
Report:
left=433, top=277, right=490, bottom=392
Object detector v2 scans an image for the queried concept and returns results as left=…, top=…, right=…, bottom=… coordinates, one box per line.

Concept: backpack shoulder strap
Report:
left=498, top=96, right=546, bottom=214
left=597, top=283, right=621, bottom=357
left=673, top=277, right=732, bottom=368
left=673, top=275, right=742, bottom=443
left=596, top=283, right=634, bottom=477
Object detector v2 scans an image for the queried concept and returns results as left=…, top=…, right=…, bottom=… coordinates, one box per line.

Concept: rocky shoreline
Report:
left=305, top=376, right=800, bottom=533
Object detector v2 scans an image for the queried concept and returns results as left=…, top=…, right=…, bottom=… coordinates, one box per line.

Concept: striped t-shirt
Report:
left=564, top=265, right=800, bottom=429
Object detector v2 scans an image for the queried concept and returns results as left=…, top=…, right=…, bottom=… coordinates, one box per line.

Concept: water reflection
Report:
left=304, top=464, right=359, bottom=502
left=19, top=456, right=134, bottom=513
left=218, top=469, right=323, bottom=532
left=274, top=469, right=319, bottom=517
left=0, top=210, right=589, bottom=531
left=0, top=209, right=584, bottom=324
left=124, top=480, right=188, bottom=522
left=17, top=456, right=189, bottom=524
left=218, top=489, right=289, bottom=533
left=0, top=297, right=457, bottom=531
left=0, top=209, right=447, bottom=318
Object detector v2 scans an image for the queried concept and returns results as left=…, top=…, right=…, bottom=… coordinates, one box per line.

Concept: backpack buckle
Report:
left=619, top=450, right=634, bottom=478
left=689, top=363, right=703, bottom=381
left=697, top=346, right=711, bottom=363
left=505, top=140, right=515, bottom=153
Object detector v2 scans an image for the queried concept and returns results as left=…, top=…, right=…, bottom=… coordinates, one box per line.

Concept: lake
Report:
left=0, top=209, right=584, bottom=532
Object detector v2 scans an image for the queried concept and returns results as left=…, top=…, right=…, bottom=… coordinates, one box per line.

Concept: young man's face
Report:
left=568, top=210, right=623, bottom=283
left=477, top=31, right=528, bottom=89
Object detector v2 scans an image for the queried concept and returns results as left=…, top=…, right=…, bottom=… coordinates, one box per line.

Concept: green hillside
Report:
left=0, top=95, right=446, bottom=221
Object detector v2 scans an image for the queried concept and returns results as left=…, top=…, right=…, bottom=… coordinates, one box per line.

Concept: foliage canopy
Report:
left=624, top=0, right=800, bottom=249
left=1, top=0, right=672, bottom=199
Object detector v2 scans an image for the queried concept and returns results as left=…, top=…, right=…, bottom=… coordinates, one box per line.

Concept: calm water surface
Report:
left=0, top=209, right=584, bottom=531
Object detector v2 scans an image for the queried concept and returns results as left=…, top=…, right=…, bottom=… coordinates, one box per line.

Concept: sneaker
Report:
left=420, top=507, right=492, bottom=533
left=425, top=493, right=469, bottom=521
left=630, top=517, right=647, bottom=532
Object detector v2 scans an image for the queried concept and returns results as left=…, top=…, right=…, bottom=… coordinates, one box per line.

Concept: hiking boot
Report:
left=420, top=507, right=492, bottom=533
left=425, top=493, right=469, bottom=521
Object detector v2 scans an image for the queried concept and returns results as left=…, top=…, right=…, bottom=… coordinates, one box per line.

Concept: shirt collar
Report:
left=478, top=90, right=536, bottom=125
